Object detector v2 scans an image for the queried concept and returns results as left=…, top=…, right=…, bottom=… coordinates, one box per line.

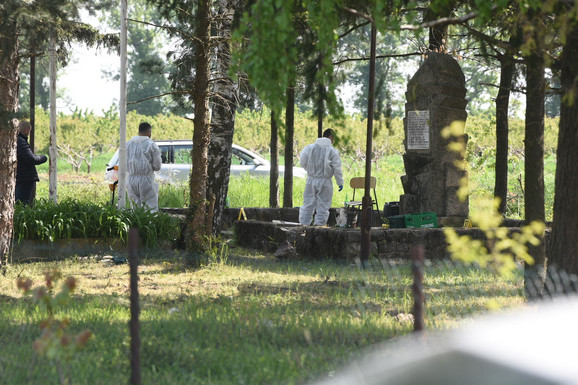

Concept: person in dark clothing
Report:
left=15, top=121, right=47, bottom=205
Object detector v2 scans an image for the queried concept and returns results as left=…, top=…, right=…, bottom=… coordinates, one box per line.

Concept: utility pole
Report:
left=49, top=33, right=58, bottom=203
left=360, top=22, right=377, bottom=265
left=118, top=0, right=128, bottom=208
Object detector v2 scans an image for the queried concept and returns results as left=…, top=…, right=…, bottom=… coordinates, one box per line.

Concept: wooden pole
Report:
left=129, top=228, right=141, bottom=385
left=30, top=56, right=37, bottom=202
left=30, top=56, right=36, bottom=151
left=48, top=33, right=58, bottom=203
left=360, top=23, right=377, bottom=265
left=412, top=244, right=425, bottom=332
left=118, top=0, right=128, bottom=208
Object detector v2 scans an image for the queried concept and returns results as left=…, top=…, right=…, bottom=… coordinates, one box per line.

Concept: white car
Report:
left=105, top=140, right=307, bottom=184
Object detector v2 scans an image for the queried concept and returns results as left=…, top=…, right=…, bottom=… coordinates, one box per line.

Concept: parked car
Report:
left=105, top=139, right=307, bottom=184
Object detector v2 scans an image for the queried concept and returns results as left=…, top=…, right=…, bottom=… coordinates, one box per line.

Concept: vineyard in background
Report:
left=31, top=108, right=560, bottom=165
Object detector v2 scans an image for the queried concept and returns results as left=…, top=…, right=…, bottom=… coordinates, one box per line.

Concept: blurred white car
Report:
left=105, top=139, right=306, bottom=184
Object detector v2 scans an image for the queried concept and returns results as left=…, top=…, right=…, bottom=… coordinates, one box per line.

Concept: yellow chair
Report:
left=344, top=176, right=380, bottom=214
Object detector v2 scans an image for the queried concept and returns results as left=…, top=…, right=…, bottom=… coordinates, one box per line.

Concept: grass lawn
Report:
left=0, top=246, right=525, bottom=385
left=6, top=149, right=539, bottom=384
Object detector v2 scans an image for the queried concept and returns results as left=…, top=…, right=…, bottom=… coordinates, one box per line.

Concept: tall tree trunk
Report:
left=494, top=53, right=515, bottom=215
left=188, top=0, right=212, bottom=248
left=48, top=32, right=58, bottom=203
left=207, top=0, right=239, bottom=235
left=30, top=56, right=37, bottom=202
left=523, top=16, right=546, bottom=298
left=269, top=111, right=279, bottom=208
left=548, top=23, right=578, bottom=276
left=283, top=82, right=295, bottom=208
left=424, top=0, right=457, bottom=52
left=428, top=24, right=447, bottom=52
left=0, top=19, right=20, bottom=266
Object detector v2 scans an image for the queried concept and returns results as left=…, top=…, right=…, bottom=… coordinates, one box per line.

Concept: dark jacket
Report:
left=16, top=133, right=47, bottom=183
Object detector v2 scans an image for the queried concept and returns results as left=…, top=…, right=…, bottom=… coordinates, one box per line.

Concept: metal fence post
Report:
left=412, top=244, right=425, bottom=332
left=129, top=227, right=141, bottom=385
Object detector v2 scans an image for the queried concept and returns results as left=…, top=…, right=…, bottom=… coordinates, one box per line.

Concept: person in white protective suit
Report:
left=299, top=129, right=344, bottom=226
left=126, top=122, right=162, bottom=211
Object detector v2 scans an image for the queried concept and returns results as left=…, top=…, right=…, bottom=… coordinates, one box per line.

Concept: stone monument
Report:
left=400, top=53, right=469, bottom=221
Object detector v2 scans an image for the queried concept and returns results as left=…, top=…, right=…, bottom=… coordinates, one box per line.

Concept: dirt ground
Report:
left=38, top=172, right=105, bottom=184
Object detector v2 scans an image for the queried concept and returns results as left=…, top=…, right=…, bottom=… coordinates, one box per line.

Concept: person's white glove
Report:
left=338, top=185, right=343, bottom=192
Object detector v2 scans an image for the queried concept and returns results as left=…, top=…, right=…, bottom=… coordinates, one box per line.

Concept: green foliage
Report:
left=234, top=0, right=299, bottom=114
left=3, top=0, right=119, bottom=70
left=16, top=270, right=92, bottom=385
left=158, top=182, right=190, bottom=208
left=442, top=119, right=547, bottom=276
left=32, top=107, right=409, bottom=173
left=464, top=115, right=559, bottom=157
left=153, top=154, right=405, bottom=210
left=14, top=199, right=180, bottom=248
left=32, top=105, right=562, bottom=164
left=470, top=0, right=511, bottom=19
left=445, top=198, right=545, bottom=275
left=32, top=108, right=197, bottom=172
left=227, top=173, right=306, bottom=208
left=461, top=115, right=558, bottom=220
left=204, top=237, right=230, bottom=266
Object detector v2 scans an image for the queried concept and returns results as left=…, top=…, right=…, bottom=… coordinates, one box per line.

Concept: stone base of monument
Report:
left=219, top=207, right=383, bottom=229
left=161, top=207, right=550, bottom=262
left=233, top=219, right=550, bottom=262
left=438, top=216, right=469, bottom=227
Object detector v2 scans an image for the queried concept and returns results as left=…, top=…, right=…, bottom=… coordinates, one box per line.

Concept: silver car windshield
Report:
left=159, top=145, right=192, bottom=164
left=232, top=148, right=258, bottom=165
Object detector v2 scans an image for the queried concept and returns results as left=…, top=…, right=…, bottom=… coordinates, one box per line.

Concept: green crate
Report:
left=405, top=212, right=438, bottom=228
left=388, top=215, right=407, bottom=228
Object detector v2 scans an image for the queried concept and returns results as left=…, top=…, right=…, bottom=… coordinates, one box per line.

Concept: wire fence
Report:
left=309, top=255, right=578, bottom=385
left=4, top=229, right=578, bottom=385
left=374, top=250, right=578, bottom=331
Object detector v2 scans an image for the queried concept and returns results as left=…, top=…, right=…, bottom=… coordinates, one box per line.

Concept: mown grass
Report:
left=0, top=249, right=525, bottom=385
left=7, top=142, right=534, bottom=385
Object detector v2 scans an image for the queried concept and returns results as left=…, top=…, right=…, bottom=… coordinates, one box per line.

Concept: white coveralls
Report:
left=126, top=136, right=162, bottom=211
left=299, top=137, right=344, bottom=226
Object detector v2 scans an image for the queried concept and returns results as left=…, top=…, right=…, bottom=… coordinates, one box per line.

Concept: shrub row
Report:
left=14, top=199, right=180, bottom=247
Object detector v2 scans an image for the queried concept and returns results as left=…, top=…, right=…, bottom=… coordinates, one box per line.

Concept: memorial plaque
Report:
left=407, top=110, right=430, bottom=150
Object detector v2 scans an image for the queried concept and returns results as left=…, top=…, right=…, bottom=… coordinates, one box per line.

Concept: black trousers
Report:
left=15, top=181, right=35, bottom=205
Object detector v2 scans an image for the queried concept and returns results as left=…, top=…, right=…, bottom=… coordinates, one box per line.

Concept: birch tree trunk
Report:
left=0, top=18, right=20, bottom=265
left=207, top=0, right=239, bottom=235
